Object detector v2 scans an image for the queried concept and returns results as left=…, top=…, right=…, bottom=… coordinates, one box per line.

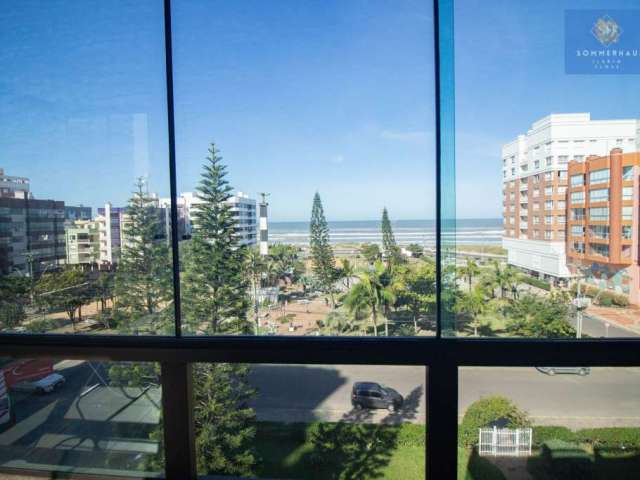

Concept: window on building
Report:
left=533, top=216, right=540, bottom=225
left=532, top=202, right=539, bottom=211
left=589, top=225, right=609, bottom=239
left=544, top=186, right=553, bottom=196
left=544, top=215, right=552, bottom=225
left=622, top=225, right=633, bottom=240
left=532, top=174, right=539, bottom=184
left=570, top=191, right=584, bottom=204
left=590, top=243, right=610, bottom=258
left=557, top=200, right=566, bottom=209
left=545, top=156, right=552, bottom=167
left=558, top=215, right=566, bottom=224
left=573, top=241, right=585, bottom=253
left=589, top=188, right=609, bottom=203
left=558, top=155, right=569, bottom=164
left=571, top=208, right=585, bottom=220
left=570, top=174, right=584, bottom=187
left=557, top=230, right=565, bottom=240
left=534, top=160, right=540, bottom=169
left=544, top=200, right=553, bottom=210
left=590, top=168, right=610, bottom=185
left=544, top=230, right=552, bottom=239
left=533, top=188, right=539, bottom=197
left=544, top=172, right=552, bottom=181
left=589, top=207, right=610, bottom=221
left=623, top=186, right=633, bottom=201
left=574, top=155, right=584, bottom=162
left=558, top=186, right=567, bottom=195
left=511, top=167, right=515, bottom=176
left=571, top=225, right=585, bottom=236
left=622, top=206, right=633, bottom=221
left=623, top=166, right=634, bottom=181
left=558, top=171, right=567, bottom=180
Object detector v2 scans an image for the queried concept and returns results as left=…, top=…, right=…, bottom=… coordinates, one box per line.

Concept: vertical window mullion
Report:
left=427, top=359, right=458, bottom=480
left=163, top=0, right=183, bottom=338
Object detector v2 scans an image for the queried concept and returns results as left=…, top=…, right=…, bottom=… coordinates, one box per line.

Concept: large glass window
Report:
left=0, top=358, right=163, bottom=476
left=570, top=174, right=584, bottom=187
left=570, top=191, right=585, bottom=204
left=589, top=169, right=610, bottom=185
left=173, top=0, right=435, bottom=337
left=589, top=188, right=609, bottom=203
left=0, top=1, right=175, bottom=336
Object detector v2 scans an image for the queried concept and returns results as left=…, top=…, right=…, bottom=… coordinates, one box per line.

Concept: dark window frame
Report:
left=0, top=1, right=638, bottom=479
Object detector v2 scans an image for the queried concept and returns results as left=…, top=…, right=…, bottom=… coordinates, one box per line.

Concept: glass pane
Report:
left=0, top=1, right=174, bottom=335
left=0, top=357, right=162, bottom=476
left=193, top=363, right=426, bottom=478
left=173, top=0, right=435, bottom=336
left=458, top=366, right=640, bottom=479
left=449, top=0, right=640, bottom=338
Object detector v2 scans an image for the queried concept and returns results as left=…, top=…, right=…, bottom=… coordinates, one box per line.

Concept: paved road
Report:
left=567, top=312, right=640, bottom=338
left=250, top=364, right=640, bottom=428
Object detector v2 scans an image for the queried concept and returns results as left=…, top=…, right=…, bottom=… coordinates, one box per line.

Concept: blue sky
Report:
left=0, top=0, right=638, bottom=221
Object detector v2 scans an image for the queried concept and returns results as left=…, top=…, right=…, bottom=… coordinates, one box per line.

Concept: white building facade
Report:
left=160, top=192, right=257, bottom=247
left=502, top=113, right=640, bottom=280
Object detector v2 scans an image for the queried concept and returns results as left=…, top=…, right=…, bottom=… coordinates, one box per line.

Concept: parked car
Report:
left=536, top=367, right=590, bottom=376
left=13, top=373, right=65, bottom=394
left=351, top=382, right=403, bottom=411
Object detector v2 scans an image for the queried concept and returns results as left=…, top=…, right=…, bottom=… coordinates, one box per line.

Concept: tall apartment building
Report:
left=65, top=220, right=100, bottom=267
left=64, top=205, right=92, bottom=222
left=159, top=191, right=258, bottom=247
left=96, top=204, right=125, bottom=267
left=0, top=169, right=65, bottom=275
left=502, top=113, right=640, bottom=282
left=567, top=149, right=640, bottom=304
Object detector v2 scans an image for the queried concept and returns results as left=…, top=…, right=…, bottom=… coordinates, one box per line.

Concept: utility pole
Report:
left=259, top=193, right=269, bottom=256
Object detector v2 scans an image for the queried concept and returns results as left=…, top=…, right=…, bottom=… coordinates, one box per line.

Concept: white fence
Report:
left=478, top=427, right=532, bottom=457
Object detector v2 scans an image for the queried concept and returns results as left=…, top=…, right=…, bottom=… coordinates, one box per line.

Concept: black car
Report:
left=351, top=382, right=403, bottom=411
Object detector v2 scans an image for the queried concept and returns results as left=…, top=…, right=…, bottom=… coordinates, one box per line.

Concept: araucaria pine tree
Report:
left=181, top=143, right=250, bottom=334
left=309, top=192, right=336, bottom=305
left=114, top=178, right=174, bottom=333
left=381, top=207, right=402, bottom=268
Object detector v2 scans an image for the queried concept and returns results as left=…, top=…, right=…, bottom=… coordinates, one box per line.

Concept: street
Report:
left=569, top=312, right=639, bottom=338
left=250, top=364, right=640, bottom=428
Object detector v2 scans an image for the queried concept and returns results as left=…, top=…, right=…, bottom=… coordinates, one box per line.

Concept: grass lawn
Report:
left=254, top=421, right=425, bottom=479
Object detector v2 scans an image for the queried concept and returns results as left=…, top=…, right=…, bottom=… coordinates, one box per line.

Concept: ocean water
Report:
left=269, top=219, right=503, bottom=246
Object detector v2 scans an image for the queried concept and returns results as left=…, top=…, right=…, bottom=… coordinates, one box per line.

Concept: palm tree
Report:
left=455, top=286, right=485, bottom=337
left=459, top=258, right=480, bottom=291
left=343, top=262, right=388, bottom=336
left=245, top=248, right=265, bottom=334
left=340, top=258, right=355, bottom=289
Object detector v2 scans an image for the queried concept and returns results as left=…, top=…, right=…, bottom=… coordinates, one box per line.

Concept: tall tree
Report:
left=181, top=143, right=250, bottom=334
left=309, top=192, right=336, bottom=305
left=36, top=269, right=91, bottom=332
left=245, top=248, right=265, bottom=335
left=396, top=262, right=436, bottom=334
left=381, top=207, right=402, bottom=268
left=458, top=257, right=480, bottom=291
left=454, top=286, right=486, bottom=337
left=114, top=178, right=174, bottom=333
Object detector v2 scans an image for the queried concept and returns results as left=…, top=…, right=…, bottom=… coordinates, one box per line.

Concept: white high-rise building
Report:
left=502, top=113, right=640, bottom=281
left=160, top=192, right=257, bottom=247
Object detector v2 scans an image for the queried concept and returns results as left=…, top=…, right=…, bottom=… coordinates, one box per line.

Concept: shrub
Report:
left=569, top=284, right=630, bottom=307
left=520, top=276, right=551, bottom=291
left=532, top=426, right=576, bottom=446
left=459, top=396, right=529, bottom=447
left=576, top=428, right=640, bottom=449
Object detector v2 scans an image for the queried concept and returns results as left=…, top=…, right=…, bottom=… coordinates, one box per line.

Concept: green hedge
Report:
left=521, top=276, right=551, bottom=291
left=533, top=426, right=576, bottom=446
left=459, top=396, right=529, bottom=447
left=575, top=428, right=640, bottom=448
left=569, top=284, right=629, bottom=307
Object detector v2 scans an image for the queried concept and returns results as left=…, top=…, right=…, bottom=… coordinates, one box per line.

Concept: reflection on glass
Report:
left=173, top=0, right=435, bottom=337
left=193, top=363, right=426, bottom=478
left=451, top=0, right=640, bottom=338
left=0, top=1, right=174, bottom=335
left=458, top=367, right=640, bottom=479
left=0, top=357, right=162, bottom=476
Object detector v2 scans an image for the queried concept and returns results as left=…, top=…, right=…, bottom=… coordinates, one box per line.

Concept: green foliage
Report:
left=533, top=426, right=577, bottom=446
left=520, top=275, right=551, bottom=291
left=309, top=192, right=336, bottom=300
left=114, top=178, right=174, bottom=333
left=359, top=243, right=382, bottom=264
left=569, top=283, right=629, bottom=307
left=35, top=269, right=92, bottom=331
left=0, top=276, right=30, bottom=330
left=194, top=363, right=257, bottom=476
left=575, top=428, right=640, bottom=448
left=181, top=144, right=250, bottom=335
left=335, top=258, right=355, bottom=289
left=381, top=207, right=403, bottom=268
left=455, top=286, right=486, bottom=336
left=316, top=310, right=362, bottom=335
left=458, top=258, right=481, bottom=290
left=459, top=396, right=530, bottom=447
left=268, top=244, right=305, bottom=284
left=405, top=243, right=424, bottom=258
left=504, top=293, right=575, bottom=338
left=395, top=262, right=436, bottom=333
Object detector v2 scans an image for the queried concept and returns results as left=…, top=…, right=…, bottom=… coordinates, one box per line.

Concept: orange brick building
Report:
left=566, top=149, right=640, bottom=304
